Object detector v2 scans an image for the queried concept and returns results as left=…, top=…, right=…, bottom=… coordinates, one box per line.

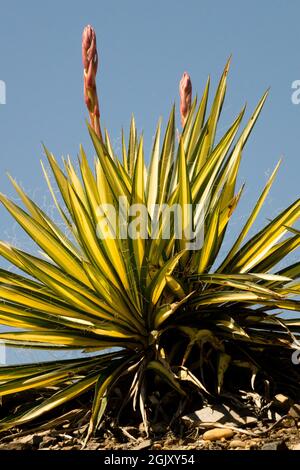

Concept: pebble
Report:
left=274, top=394, right=292, bottom=408
left=229, top=439, right=246, bottom=449
left=289, top=404, right=300, bottom=418
left=17, top=435, right=35, bottom=445
left=152, top=443, right=162, bottom=450
left=0, top=442, right=32, bottom=450
left=39, top=437, right=58, bottom=449
left=203, top=428, right=235, bottom=441
left=290, top=443, right=300, bottom=450
left=248, top=441, right=260, bottom=449
left=19, top=434, right=44, bottom=447
left=261, top=441, right=288, bottom=451
left=131, top=439, right=152, bottom=450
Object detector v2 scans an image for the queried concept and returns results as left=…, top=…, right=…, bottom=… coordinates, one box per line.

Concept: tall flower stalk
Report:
left=82, top=25, right=102, bottom=140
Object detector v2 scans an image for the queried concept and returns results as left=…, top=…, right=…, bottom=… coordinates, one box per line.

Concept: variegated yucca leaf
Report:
left=0, top=60, right=299, bottom=440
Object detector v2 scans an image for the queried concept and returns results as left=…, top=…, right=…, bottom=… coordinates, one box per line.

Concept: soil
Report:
left=1, top=389, right=300, bottom=451
left=0, top=416, right=299, bottom=451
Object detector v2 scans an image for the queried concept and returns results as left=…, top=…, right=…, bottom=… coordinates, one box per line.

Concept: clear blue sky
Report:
left=0, top=0, right=299, bottom=362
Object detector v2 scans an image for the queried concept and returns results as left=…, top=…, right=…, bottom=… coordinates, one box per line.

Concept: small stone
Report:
left=17, top=435, right=35, bottom=445
left=290, top=443, right=300, bottom=450
left=152, top=443, right=162, bottom=450
left=0, top=442, right=32, bottom=450
left=245, top=416, right=258, bottom=425
left=20, top=434, right=43, bottom=446
left=229, top=439, right=246, bottom=449
left=203, top=428, right=235, bottom=441
left=39, top=435, right=57, bottom=449
left=273, top=394, right=292, bottom=410
left=184, top=405, right=256, bottom=428
left=132, top=439, right=152, bottom=450
left=261, top=441, right=289, bottom=451
left=248, top=441, right=260, bottom=449
left=275, top=394, right=290, bottom=404
left=289, top=404, right=300, bottom=418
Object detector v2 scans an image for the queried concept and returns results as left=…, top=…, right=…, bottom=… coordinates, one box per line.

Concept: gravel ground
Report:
left=0, top=417, right=299, bottom=451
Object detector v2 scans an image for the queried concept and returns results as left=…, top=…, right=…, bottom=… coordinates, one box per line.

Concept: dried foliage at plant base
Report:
left=0, top=59, right=299, bottom=442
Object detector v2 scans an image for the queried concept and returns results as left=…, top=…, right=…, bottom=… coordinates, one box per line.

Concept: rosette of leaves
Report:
left=0, top=59, right=299, bottom=440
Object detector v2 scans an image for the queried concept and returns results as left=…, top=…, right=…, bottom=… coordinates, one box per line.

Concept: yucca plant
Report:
left=0, top=26, right=299, bottom=441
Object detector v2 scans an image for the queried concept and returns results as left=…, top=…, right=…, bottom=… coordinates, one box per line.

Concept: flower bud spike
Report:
left=179, top=72, right=192, bottom=128
left=82, top=25, right=103, bottom=141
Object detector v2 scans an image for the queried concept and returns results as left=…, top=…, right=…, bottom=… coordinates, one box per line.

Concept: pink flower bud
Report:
left=179, top=72, right=192, bottom=127
left=82, top=25, right=102, bottom=140
left=82, top=25, right=98, bottom=81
